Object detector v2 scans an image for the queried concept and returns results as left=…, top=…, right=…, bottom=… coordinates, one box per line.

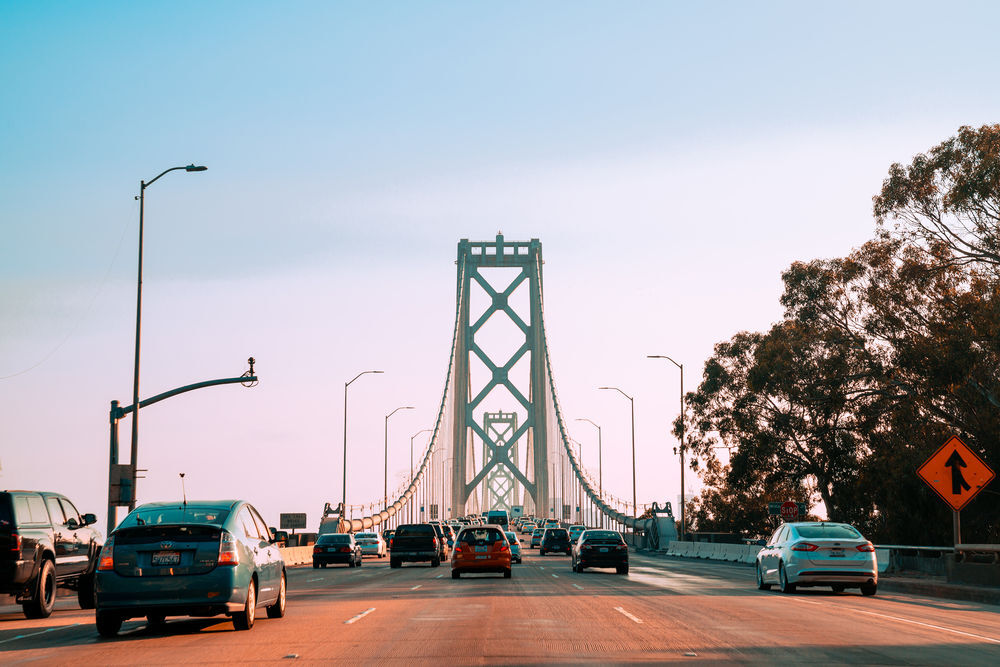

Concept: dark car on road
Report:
left=1, top=490, right=103, bottom=618
left=571, top=529, right=629, bottom=574
left=313, top=533, right=362, bottom=568
left=95, top=500, right=286, bottom=637
left=390, top=523, right=441, bottom=568
left=539, top=527, right=571, bottom=556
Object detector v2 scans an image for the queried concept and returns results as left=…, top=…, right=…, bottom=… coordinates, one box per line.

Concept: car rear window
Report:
left=546, top=529, right=568, bottom=538
left=356, top=533, right=376, bottom=539
left=119, top=506, right=229, bottom=528
left=317, top=534, right=351, bottom=545
left=793, top=524, right=863, bottom=540
left=459, top=528, right=505, bottom=544
left=583, top=531, right=624, bottom=544
left=396, top=524, right=435, bottom=537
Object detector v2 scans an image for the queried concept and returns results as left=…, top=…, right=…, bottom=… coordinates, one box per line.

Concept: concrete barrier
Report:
left=278, top=545, right=313, bottom=566
left=876, top=548, right=890, bottom=573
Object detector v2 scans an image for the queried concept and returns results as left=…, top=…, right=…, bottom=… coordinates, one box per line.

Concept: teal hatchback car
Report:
left=94, top=500, right=285, bottom=637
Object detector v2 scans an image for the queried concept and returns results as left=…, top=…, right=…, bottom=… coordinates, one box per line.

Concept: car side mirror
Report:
left=66, top=517, right=80, bottom=530
left=82, top=513, right=97, bottom=527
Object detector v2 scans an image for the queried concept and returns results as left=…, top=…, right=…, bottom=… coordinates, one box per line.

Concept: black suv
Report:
left=1, top=490, right=103, bottom=618
left=540, top=527, right=571, bottom=556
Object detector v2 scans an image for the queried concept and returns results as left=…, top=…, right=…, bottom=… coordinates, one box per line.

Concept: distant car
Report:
left=439, top=524, right=456, bottom=551
left=1, top=490, right=103, bottom=618
left=530, top=528, right=544, bottom=548
left=504, top=531, right=523, bottom=564
left=429, top=523, right=450, bottom=560
left=484, top=510, right=510, bottom=529
left=571, top=530, right=628, bottom=574
left=520, top=522, right=535, bottom=535
left=540, top=528, right=571, bottom=556
left=756, top=522, right=877, bottom=595
left=355, top=532, right=386, bottom=558
left=313, top=533, right=362, bottom=568
left=381, top=529, right=395, bottom=545
left=95, top=500, right=286, bottom=637
left=452, top=526, right=512, bottom=579
left=568, top=525, right=586, bottom=542
left=390, top=523, right=441, bottom=567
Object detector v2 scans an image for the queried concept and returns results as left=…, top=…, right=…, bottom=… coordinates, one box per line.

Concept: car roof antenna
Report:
left=180, top=472, right=187, bottom=506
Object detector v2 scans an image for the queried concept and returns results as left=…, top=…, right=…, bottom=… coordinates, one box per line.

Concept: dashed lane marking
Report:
left=435, top=574, right=444, bottom=579
left=344, top=607, right=376, bottom=625
left=614, top=606, right=643, bottom=624
left=411, top=584, right=422, bottom=590
left=0, top=624, right=82, bottom=645
left=572, top=583, right=583, bottom=590
left=551, top=574, right=559, bottom=578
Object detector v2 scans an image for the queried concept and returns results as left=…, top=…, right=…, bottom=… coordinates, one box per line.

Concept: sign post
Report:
left=917, top=435, right=995, bottom=546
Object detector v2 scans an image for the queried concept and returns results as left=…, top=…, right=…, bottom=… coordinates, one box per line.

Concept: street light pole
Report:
left=384, top=406, right=414, bottom=511
left=648, top=355, right=686, bottom=541
left=128, top=164, right=206, bottom=512
left=599, top=386, right=637, bottom=527
left=410, top=428, right=432, bottom=522
left=343, top=370, right=383, bottom=511
left=575, top=418, right=603, bottom=527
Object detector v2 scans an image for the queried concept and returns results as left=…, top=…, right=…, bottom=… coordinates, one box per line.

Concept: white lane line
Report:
left=551, top=573, right=559, bottom=578
left=0, top=623, right=82, bottom=645
left=789, top=598, right=1000, bottom=644
left=539, top=566, right=545, bottom=570
left=572, top=583, right=583, bottom=590
left=344, top=607, right=376, bottom=625
left=435, top=574, right=444, bottom=579
left=614, top=606, right=643, bottom=624
left=411, top=584, right=422, bottom=590
left=307, top=577, right=323, bottom=582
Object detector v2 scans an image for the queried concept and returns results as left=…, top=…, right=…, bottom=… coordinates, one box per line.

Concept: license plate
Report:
left=476, top=555, right=489, bottom=560
left=475, top=546, right=487, bottom=553
left=599, top=547, right=608, bottom=553
left=152, top=551, right=180, bottom=566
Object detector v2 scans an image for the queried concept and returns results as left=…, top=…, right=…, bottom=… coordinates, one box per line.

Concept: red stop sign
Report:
left=780, top=501, right=799, bottom=522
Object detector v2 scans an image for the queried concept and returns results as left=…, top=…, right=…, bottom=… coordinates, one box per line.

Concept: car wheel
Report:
left=96, top=610, right=123, bottom=638
left=779, top=564, right=796, bottom=594
left=539, top=548, right=546, bottom=556
left=266, top=572, right=286, bottom=618
left=860, top=582, right=877, bottom=597
left=348, top=558, right=355, bottom=568
left=832, top=584, right=846, bottom=593
left=432, top=556, right=441, bottom=567
left=617, top=564, right=629, bottom=575
left=23, top=559, right=56, bottom=619
left=503, top=568, right=512, bottom=579
left=232, top=579, right=256, bottom=630
left=452, top=570, right=460, bottom=579
left=313, top=562, right=319, bottom=569
left=390, top=558, right=400, bottom=569
left=78, top=570, right=96, bottom=609
left=756, top=563, right=771, bottom=591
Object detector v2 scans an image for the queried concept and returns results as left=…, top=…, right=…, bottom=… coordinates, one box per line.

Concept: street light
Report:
left=343, top=370, right=383, bottom=510
left=575, top=418, right=603, bottom=527
left=128, top=164, right=206, bottom=511
left=410, top=428, right=433, bottom=522
left=384, top=406, right=414, bottom=511
left=599, top=386, right=637, bottom=525
left=648, top=354, right=686, bottom=541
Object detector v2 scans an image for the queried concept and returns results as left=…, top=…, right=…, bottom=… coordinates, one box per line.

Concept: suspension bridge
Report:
left=338, top=235, right=677, bottom=548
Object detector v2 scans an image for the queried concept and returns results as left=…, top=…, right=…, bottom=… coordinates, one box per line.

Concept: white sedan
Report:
left=354, top=532, right=387, bottom=558
left=756, top=521, right=877, bottom=595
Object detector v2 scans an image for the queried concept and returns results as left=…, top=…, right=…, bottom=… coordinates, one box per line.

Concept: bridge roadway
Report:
left=2, top=553, right=999, bottom=664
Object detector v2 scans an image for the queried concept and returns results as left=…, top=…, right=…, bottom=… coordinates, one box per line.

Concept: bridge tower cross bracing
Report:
left=451, top=234, right=548, bottom=516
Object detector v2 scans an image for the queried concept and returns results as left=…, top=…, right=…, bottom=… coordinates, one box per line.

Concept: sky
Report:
left=2, top=1, right=1000, bottom=532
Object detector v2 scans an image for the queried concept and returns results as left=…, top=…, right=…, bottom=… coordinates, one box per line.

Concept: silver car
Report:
left=504, top=531, right=523, bottom=564
left=756, top=522, right=877, bottom=596
left=354, top=532, right=386, bottom=558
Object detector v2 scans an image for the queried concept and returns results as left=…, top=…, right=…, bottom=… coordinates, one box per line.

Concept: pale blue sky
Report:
left=2, top=2, right=999, bottom=529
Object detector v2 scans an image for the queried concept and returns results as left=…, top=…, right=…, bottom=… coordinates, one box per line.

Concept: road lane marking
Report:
left=614, top=606, right=643, bottom=624
left=572, top=583, right=583, bottom=590
left=789, top=598, right=1000, bottom=644
left=411, top=584, right=422, bottom=590
left=344, top=607, right=376, bottom=625
left=435, top=574, right=444, bottom=579
left=0, top=623, right=82, bottom=645
left=551, top=574, right=559, bottom=578
left=307, top=577, right=323, bottom=582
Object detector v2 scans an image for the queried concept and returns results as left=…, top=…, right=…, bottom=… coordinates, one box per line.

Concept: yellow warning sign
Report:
left=917, top=436, right=995, bottom=511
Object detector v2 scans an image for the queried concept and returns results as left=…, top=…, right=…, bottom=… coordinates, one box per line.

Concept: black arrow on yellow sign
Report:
left=945, top=450, right=972, bottom=495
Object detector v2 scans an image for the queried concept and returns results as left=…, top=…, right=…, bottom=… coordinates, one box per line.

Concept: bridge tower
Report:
left=451, top=234, right=548, bottom=516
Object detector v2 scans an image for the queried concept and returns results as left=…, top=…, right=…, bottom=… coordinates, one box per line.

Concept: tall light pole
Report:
left=410, top=428, right=432, bottom=522
left=648, top=355, right=686, bottom=541
left=442, top=456, right=454, bottom=520
left=575, top=418, right=603, bottom=527
left=384, top=406, right=414, bottom=510
left=599, top=386, right=637, bottom=526
left=128, top=164, right=206, bottom=511
left=343, top=370, right=383, bottom=510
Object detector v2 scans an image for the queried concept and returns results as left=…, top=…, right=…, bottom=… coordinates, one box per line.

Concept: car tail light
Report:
left=389, top=538, right=393, bottom=549
left=340, top=547, right=351, bottom=553
left=9, top=532, right=21, bottom=554
left=218, top=531, right=240, bottom=566
left=454, top=546, right=463, bottom=555
left=98, top=536, right=115, bottom=571
left=432, top=537, right=438, bottom=549
left=499, top=543, right=509, bottom=553
left=313, top=546, right=322, bottom=554
left=791, top=542, right=819, bottom=552
left=856, top=543, right=876, bottom=552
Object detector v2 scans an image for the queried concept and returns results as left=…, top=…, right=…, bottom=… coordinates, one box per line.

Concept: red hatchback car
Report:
left=451, top=525, right=511, bottom=579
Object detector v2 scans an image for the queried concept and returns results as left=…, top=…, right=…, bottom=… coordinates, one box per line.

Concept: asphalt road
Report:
left=2, top=551, right=999, bottom=664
